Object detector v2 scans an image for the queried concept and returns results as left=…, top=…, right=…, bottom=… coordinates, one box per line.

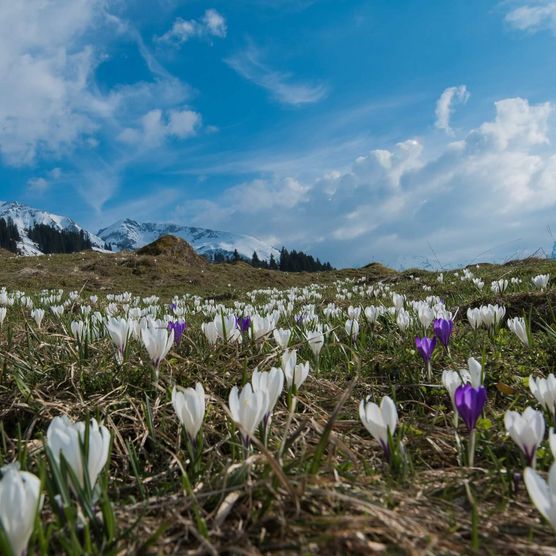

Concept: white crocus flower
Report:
left=0, top=465, right=42, bottom=556
left=201, top=322, right=219, bottom=345
left=524, top=463, right=556, bottom=532
left=172, top=383, right=205, bottom=440
left=532, top=274, right=550, bottom=291
left=507, top=316, right=529, bottom=346
left=70, top=320, right=88, bottom=343
left=305, top=328, right=324, bottom=357
left=31, top=308, right=45, bottom=328
left=228, top=385, right=268, bottom=447
left=141, top=326, right=174, bottom=375
left=284, top=361, right=310, bottom=391
left=504, top=407, right=545, bottom=467
left=0, top=307, right=6, bottom=326
left=396, top=309, right=411, bottom=332
left=417, top=305, right=435, bottom=330
left=345, top=318, right=359, bottom=341
left=364, top=306, right=379, bottom=324
left=46, top=416, right=110, bottom=490
left=214, top=313, right=241, bottom=344
left=252, top=367, right=284, bottom=418
left=392, top=293, right=405, bottom=311
left=106, top=317, right=132, bottom=364
left=281, top=349, right=297, bottom=377
left=359, top=395, right=398, bottom=456
left=467, top=308, right=481, bottom=329
left=466, top=357, right=483, bottom=388
left=529, top=374, right=556, bottom=417
left=273, top=328, right=291, bottom=349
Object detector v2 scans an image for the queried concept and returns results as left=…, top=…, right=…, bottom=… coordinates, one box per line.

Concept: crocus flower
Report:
left=359, top=395, right=398, bottom=459
left=284, top=361, right=310, bottom=391
left=524, top=463, right=556, bottom=531
left=415, top=336, right=436, bottom=363
left=281, top=349, right=297, bottom=377
left=467, top=308, right=482, bottom=329
left=273, top=328, right=291, bottom=349
left=172, top=383, right=205, bottom=440
left=396, top=309, right=411, bottom=332
left=507, top=317, right=529, bottom=347
left=168, top=320, right=187, bottom=345
left=454, top=384, right=487, bottom=432
left=228, top=385, right=268, bottom=448
left=0, top=465, right=42, bottom=556
left=345, top=319, right=359, bottom=342
left=532, top=274, right=550, bottom=291
left=442, top=369, right=470, bottom=409
left=31, top=308, right=45, bottom=328
left=201, top=322, right=218, bottom=345
left=530, top=374, right=556, bottom=418
left=433, top=318, right=454, bottom=349
left=504, top=407, right=545, bottom=467
left=418, top=305, right=435, bottom=330
left=252, top=367, right=284, bottom=422
left=236, top=316, right=251, bottom=334
left=46, top=416, right=110, bottom=489
left=106, top=317, right=132, bottom=364
left=305, top=328, right=324, bottom=357
left=141, top=326, right=174, bottom=377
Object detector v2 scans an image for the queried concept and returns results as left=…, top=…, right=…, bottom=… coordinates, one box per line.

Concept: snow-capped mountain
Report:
left=98, top=219, right=280, bottom=261
left=0, top=201, right=106, bottom=255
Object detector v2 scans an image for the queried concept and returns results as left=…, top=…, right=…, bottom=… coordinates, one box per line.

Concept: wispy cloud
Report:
left=505, top=1, right=556, bottom=34
left=435, top=85, right=470, bottom=134
left=225, top=42, right=328, bottom=106
left=156, top=9, right=227, bottom=46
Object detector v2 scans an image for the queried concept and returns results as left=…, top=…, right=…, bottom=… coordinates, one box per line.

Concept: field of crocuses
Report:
left=1, top=260, right=556, bottom=554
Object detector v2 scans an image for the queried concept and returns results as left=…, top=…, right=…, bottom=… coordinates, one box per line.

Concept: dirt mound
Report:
left=136, top=235, right=208, bottom=267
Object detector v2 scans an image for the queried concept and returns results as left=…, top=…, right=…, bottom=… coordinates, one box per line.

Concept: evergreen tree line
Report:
left=27, top=224, right=93, bottom=254
left=213, top=246, right=333, bottom=272
left=0, top=217, right=21, bottom=253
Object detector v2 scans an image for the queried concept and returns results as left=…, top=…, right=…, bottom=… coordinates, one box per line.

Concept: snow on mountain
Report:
left=98, top=219, right=280, bottom=261
left=0, top=201, right=106, bottom=255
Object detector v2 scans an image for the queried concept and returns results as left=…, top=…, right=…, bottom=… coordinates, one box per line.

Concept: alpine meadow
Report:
left=2, top=1, right=556, bottom=555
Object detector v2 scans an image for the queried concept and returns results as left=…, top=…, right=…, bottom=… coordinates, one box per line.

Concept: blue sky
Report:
left=1, top=0, right=556, bottom=267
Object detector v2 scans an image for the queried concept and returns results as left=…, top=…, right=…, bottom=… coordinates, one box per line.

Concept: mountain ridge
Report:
left=97, top=218, right=280, bottom=261
left=0, top=201, right=106, bottom=255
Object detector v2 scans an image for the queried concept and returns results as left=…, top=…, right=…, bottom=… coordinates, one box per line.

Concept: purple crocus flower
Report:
left=415, top=336, right=436, bottom=363
left=168, top=320, right=187, bottom=345
left=237, top=316, right=251, bottom=333
left=433, top=318, right=454, bottom=349
left=454, top=384, right=487, bottom=432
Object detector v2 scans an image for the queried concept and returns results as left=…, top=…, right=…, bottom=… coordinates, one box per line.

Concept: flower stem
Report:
left=468, top=429, right=476, bottom=467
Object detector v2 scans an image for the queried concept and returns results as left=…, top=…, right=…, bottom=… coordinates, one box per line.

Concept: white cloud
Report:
left=118, top=108, right=201, bottom=146
left=505, top=2, right=556, bottom=34
left=435, top=85, right=470, bottom=133
left=225, top=43, right=328, bottom=106
left=177, top=96, right=556, bottom=268
left=156, top=9, right=227, bottom=45
left=478, top=97, right=552, bottom=149
left=0, top=0, right=112, bottom=165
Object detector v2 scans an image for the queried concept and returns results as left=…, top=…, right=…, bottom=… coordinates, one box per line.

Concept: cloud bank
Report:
left=177, top=96, right=556, bottom=268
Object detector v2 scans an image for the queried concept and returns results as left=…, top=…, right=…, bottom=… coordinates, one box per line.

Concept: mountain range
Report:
left=0, top=201, right=279, bottom=261
left=97, top=219, right=280, bottom=261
